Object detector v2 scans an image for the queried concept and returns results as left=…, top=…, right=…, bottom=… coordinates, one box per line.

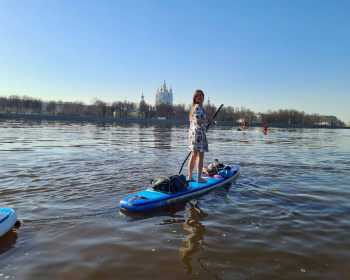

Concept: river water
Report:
left=0, top=119, right=349, bottom=280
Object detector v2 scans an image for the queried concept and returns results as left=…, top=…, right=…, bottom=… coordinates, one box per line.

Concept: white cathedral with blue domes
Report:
left=155, top=80, right=173, bottom=106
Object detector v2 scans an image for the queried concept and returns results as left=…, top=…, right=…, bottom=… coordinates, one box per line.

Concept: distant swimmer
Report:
left=243, top=121, right=247, bottom=131
left=263, top=125, right=268, bottom=133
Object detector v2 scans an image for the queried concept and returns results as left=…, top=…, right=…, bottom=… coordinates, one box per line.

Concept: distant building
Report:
left=155, top=80, right=173, bottom=106
left=139, top=92, right=146, bottom=107
left=320, top=115, right=337, bottom=126
left=42, top=101, right=65, bottom=115
left=255, top=114, right=263, bottom=123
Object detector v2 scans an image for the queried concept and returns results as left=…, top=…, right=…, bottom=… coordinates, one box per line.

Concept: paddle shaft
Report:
left=178, top=104, right=224, bottom=174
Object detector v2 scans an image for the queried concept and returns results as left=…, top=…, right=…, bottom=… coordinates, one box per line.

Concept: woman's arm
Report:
left=193, top=105, right=214, bottom=125
left=195, top=117, right=214, bottom=125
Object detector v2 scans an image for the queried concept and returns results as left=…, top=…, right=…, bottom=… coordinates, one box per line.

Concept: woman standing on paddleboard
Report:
left=188, top=90, right=213, bottom=183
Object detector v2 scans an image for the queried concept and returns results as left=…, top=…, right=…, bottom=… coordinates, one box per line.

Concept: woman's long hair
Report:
left=189, top=89, right=205, bottom=121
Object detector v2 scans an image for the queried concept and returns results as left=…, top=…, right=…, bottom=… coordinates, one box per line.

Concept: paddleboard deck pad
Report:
left=0, top=208, right=17, bottom=238
left=120, top=165, right=239, bottom=212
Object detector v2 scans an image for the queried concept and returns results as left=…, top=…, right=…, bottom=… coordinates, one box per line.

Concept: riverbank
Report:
left=0, top=113, right=188, bottom=125
left=0, top=113, right=348, bottom=129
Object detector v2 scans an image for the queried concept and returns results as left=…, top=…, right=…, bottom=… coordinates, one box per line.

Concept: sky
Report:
left=0, top=0, right=349, bottom=122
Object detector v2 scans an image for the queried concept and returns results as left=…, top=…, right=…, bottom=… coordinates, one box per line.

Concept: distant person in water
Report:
left=188, top=90, right=213, bottom=183
left=264, top=125, right=268, bottom=133
left=243, top=121, right=247, bottom=131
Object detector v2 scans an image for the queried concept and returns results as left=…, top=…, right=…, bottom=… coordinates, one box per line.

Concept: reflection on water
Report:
left=0, top=230, right=19, bottom=255
left=153, top=124, right=173, bottom=150
left=179, top=201, right=208, bottom=274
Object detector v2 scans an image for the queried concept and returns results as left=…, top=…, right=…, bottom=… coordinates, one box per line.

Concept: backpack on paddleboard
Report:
left=150, top=174, right=189, bottom=194
left=205, top=160, right=232, bottom=175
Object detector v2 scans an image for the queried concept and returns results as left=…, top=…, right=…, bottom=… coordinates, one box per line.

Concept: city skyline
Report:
left=0, top=0, right=349, bottom=122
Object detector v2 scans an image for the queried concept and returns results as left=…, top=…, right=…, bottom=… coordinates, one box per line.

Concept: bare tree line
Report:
left=0, top=95, right=345, bottom=126
left=0, top=95, right=43, bottom=114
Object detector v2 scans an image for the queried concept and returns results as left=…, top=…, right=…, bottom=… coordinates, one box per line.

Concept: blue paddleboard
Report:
left=0, top=208, right=18, bottom=238
left=120, top=165, right=240, bottom=212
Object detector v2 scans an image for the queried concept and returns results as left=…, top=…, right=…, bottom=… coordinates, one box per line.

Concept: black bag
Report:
left=150, top=174, right=189, bottom=194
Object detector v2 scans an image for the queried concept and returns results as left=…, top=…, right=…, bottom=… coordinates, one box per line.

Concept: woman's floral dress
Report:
left=189, top=104, right=208, bottom=152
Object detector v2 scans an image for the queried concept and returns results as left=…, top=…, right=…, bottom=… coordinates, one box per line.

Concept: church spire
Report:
left=140, top=92, right=145, bottom=107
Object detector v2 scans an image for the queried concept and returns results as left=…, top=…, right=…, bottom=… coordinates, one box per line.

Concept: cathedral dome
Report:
left=139, top=92, right=146, bottom=107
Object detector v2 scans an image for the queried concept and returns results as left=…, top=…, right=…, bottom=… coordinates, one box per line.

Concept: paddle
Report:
left=178, top=104, right=224, bottom=174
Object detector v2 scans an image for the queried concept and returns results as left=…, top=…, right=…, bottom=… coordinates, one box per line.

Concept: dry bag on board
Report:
left=150, top=174, right=189, bottom=194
